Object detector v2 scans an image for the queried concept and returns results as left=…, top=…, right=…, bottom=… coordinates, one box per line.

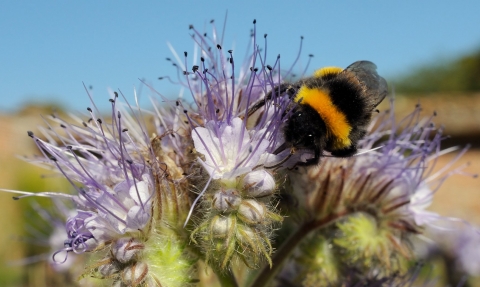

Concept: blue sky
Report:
left=1, top=1, right=480, bottom=113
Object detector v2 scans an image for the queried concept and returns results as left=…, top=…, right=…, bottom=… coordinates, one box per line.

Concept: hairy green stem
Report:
left=217, top=268, right=239, bottom=287
left=249, top=212, right=347, bottom=287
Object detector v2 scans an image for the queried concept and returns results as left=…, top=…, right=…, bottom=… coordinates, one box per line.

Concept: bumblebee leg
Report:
left=272, top=141, right=290, bottom=155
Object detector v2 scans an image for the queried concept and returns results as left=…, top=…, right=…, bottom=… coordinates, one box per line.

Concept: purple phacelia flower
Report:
left=25, top=93, right=155, bottom=257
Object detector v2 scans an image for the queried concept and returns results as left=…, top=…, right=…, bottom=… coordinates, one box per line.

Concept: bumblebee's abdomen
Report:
left=326, top=76, right=371, bottom=126
left=294, top=86, right=352, bottom=150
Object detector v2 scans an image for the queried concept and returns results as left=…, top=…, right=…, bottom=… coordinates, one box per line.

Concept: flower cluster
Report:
left=24, top=93, right=196, bottom=286
left=10, top=19, right=477, bottom=287
left=274, top=102, right=454, bottom=285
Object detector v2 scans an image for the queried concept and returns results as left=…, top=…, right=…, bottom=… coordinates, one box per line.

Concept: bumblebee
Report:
left=248, top=61, right=388, bottom=166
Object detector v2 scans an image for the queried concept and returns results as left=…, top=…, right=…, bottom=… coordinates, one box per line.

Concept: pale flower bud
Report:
left=243, top=170, right=275, bottom=197
left=238, top=199, right=266, bottom=224
left=212, top=189, right=242, bottom=212
left=98, top=258, right=120, bottom=277
left=211, top=215, right=234, bottom=237
left=121, top=262, right=148, bottom=286
left=112, top=237, right=144, bottom=263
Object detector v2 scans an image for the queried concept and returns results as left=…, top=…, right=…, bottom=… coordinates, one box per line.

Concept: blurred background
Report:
left=1, top=1, right=479, bottom=286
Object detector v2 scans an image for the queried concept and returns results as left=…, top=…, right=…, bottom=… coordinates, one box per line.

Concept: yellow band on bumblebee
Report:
left=313, top=66, right=343, bottom=79
left=294, top=86, right=352, bottom=149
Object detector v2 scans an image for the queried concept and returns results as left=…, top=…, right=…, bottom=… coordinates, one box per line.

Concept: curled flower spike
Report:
left=26, top=94, right=156, bottom=255
left=22, top=90, right=197, bottom=286
left=183, top=20, right=297, bottom=270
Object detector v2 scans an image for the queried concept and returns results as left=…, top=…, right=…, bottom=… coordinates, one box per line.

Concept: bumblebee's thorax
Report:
left=293, top=85, right=352, bottom=151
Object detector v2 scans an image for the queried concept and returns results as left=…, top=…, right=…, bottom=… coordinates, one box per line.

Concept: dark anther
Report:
left=210, top=19, right=214, bottom=23
left=166, top=57, right=171, bottom=61
left=433, top=111, right=437, bottom=116
left=60, top=124, right=66, bottom=128
left=216, top=44, right=222, bottom=49
left=216, top=108, right=220, bottom=113
left=253, top=19, right=256, bottom=24
left=250, top=67, right=253, bottom=71
left=192, top=65, right=199, bottom=72
left=82, top=122, right=88, bottom=127
left=228, top=49, right=233, bottom=54
left=200, top=57, right=205, bottom=62
left=277, top=54, right=280, bottom=59
left=122, top=128, right=128, bottom=132
left=301, top=36, right=304, bottom=39
left=183, top=71, right=188, bottom=75
left=189, top=25, right=194, bottom=29
left=309, top=54, right=314, bottom=57
left=87, top=107, right=92, bottom=112
left=27, top=131, right=34, bottom=138
left=267, top=65, right=272, bottom=71
left=66, top=146, right=72, bottom=150
left=204, top=33, right=207, bottom=37
left=183, top=110, right=188, bottom=114
left=109, top=99, right=114, bottom=103
left=114, top=92, right=118, bottom=97
left=97, top=118, right=103, bottom=124
left=229, top=58, right=233, bottom=64
left=172, top=63, right=177, bottom=67
left=117, top=111, right=121, bottom=119
left=49, top=156, right=57, bottom=161
left=184, top=51, right=187, bottom=57
left=264, top=34, right=267, bottom=38
left=254, top=68, right=258, bottom=72
left=158, top=77, right=163, bottom=80
left=88, top=118, right=93, bottom=123
left=204, top=68, right=208, bottom=73
left=126, top=159, right=133, bottom=165
left=176, top=101, right=180, bottom=106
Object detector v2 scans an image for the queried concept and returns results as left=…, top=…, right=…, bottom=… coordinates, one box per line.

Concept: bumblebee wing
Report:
left=344, top=61, right=388, bottom=107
